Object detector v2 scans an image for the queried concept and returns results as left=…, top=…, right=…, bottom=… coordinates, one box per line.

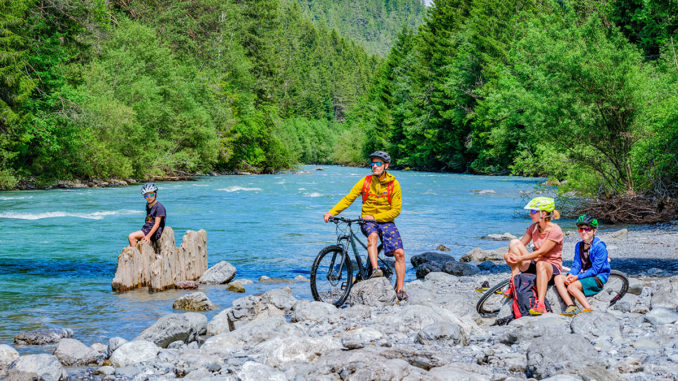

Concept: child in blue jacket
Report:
left=555, top=215, right=611, bottom=316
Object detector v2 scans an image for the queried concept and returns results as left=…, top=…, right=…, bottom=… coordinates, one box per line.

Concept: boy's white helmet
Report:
left=141, top=182, right=158, bottom=194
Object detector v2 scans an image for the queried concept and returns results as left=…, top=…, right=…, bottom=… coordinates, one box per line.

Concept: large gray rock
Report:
left=107, top=337, right=127, bottom=357
left=7, top=354, right=67, bottom=381
left=503, top=314, right=571, bottom=344
left=199, top=261, right=236, bottom=284
left=0, top=344, right=19, bottom=370
left=482, top=233, right=517, bottom=241
left=311, top=348, right=427, bottom=380
left=54, top=338, right=100, bottom=366
left=442, top=260, right=480, bottom=276
left=570, top=311, right=621, bottom=341
left=416, top=322, right=466, bottom=345
left=526, top=334, right=599, bottom=379
left=207, top=308, right=233, bottom=336
left=644, top=307, right=678, bottom=325
left=260, top=287, right=297, bottom=311
left=109, top=340, right=159, bottom=367
left=238, top=361, right=286, bottom=381
left=14, top=328, right=73, bottom=345
left=651, top=276, right=678, bottom=309
left=292, top=301, right=337, bottom=322
left=460, top=247, right=506, bottom=262
left=411, top=252, right=455, bottom=278
left=341, top=327, right=384, bottom=349
left=427, top=364, right=489, bottom=380
left=346, top=277, right=397, bottom=306
left=172, top=292, right=217, bottom=311
left=136, top=313, right=207, bottom=348
left=203, top=316, right=306, bottom=355
left=226, top=294, right=286, bottom=330
left=112, top=227, right=209, bottom=292
left=256, top=336, right=341, bottom=368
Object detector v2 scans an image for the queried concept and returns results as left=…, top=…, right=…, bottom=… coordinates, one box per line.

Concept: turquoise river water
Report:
left=0, top=166, right=554, bottom=348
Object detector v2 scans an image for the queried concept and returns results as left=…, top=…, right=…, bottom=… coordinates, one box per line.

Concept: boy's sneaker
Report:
left=582, top=308, right=594, bottom=313
left=561, top=305, right=582, bottom=316
left=369, top=269, right=384, bottom=279
left=529, top=300, right=546, bottom=316
left=396, top=290, right=408, bottom=301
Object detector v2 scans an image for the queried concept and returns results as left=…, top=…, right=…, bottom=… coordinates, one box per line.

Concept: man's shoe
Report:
left=396, top=290, right=408, bottom=301
left=369, top=269, right=384, bottom=279
left=561, top=305, right=582, bottom=316
left=529, top=300, right=546, bottom=316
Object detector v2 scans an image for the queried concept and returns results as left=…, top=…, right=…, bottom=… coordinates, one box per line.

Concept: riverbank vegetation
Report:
left=2, top=0, right=678, bottom=223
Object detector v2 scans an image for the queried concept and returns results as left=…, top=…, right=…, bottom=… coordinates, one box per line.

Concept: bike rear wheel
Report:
left=599, top=269, right=629, bottom=307
left=476, top=279, right=511, bottom=317
left=310, top=245, right=353, bottom=307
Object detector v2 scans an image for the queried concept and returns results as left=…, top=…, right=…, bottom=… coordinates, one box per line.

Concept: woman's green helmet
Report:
left=576, top=214, right=598, bottom=228
left=523, top=197, right=555, bottom=212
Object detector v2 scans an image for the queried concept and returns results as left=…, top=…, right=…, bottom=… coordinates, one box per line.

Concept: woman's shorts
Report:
left=524, top=260, right=561, bottom=279
left=361, top=221, right=403, bottom=256
left=580, top=275, right=605, bottom=296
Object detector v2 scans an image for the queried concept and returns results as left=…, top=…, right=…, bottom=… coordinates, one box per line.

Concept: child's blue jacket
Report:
left=569, top=236, right=611, bottom=282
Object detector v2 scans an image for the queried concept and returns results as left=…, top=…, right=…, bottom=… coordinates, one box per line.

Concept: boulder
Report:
left=651, top=276, right=678, bottom=309
left=294, top=275, right=310, bottom=282
left=260, top=287, right=297, bottom=311
left=258, top=276, right=294, bottom=284
left=255, top=336, right=341, bottom=368
left=207, top=308, right=233, bottom=336
left=0, top=344, right=19, bottom=370
left=172, top=292, right=217, bottom=311
left=291, top=301, right=337, bottom=322
left=14, top=328, right=73, bottom=345
left=54, top=338, right=100, bottom=366
left=460, top=247, right=506, bottom=262
left=238, top=361, right=287, bottom=381
left=644, top=307, right=678, bottom=325
left=112, top=227, right=208, bottom=292
left=482, top=233, right=517, bottom=241
left=428, top=364, right=489, bottom=380
left=346, top=277, right=397, bottom=307
left=175, top=281, right=199, bottom=289
left=203, top=316, right=306, bottom=355
left=442, top=261, right=479, bottom=276
left=109, top=340, right=159, bottom=367
left=606, top=228, right=628, bottom=240
left=570, top=311, right=621, bottom=341
left=107, top=337, right=127, bottom=357
left=135, top=313, right=207, bottom=348
left=411, top=252, right=455, bottom=268
left=226, top=281, right=245, bottom=293
left=436, top=244, right=451, bottom=251
left=526, top=334, right=599, bottom=379
left=7, top=354, right=67, bottom=381
left=341, top=327, right=384, bottom=349
left=199, top=261, right=236, bottom=284
left=416, top=322, right=465, bottom=345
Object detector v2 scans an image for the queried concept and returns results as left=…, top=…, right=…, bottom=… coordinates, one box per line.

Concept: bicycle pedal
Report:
left=475, top=288, right=489, bottom=293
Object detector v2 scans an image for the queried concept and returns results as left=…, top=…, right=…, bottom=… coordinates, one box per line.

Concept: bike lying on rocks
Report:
left=310, top=216, right=395, bottom=307
left=475, top=268, right=629, bottom=317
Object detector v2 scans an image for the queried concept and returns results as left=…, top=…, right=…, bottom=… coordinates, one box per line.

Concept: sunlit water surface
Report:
left=0, top=166, right=549, bottom=348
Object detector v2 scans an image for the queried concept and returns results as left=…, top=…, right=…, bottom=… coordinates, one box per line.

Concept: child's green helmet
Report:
left=523, top=197, right=555, bottom=212
left=576, top=214, right=598, bottom=228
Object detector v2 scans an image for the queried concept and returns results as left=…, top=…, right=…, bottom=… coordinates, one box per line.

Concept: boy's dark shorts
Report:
left=523, top=260, right=561, bottom=279
left=361, top=221, right=403, bottom=256
left=580, top=275, right=606, bottom=296
left=142, top=227, right=164, bottom=242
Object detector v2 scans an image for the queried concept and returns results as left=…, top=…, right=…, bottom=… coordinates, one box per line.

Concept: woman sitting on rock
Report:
left=555, top=214, right=610, bottom=316
left=504, top=197, right=563, bottom=315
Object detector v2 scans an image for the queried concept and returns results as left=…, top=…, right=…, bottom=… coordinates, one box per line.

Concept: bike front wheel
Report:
left=310, top=245, right=353, bottom=307
left=476, top=279, right=511, bottom=317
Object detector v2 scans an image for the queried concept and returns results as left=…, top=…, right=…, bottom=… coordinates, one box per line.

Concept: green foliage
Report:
left=293, top=0, right=426, bottom=56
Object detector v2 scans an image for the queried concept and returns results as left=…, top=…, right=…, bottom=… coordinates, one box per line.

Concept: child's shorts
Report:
left=580, top=275, right=606, bottom=296
left=361, top=221, right=403, bottom=256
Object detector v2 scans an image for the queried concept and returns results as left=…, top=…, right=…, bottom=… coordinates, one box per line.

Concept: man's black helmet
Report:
left=576, top=214, right=598, bottom=228
left=368, top=151, right=391, bottom=164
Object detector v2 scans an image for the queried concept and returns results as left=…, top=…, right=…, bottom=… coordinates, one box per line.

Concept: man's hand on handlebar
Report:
left=363, top=215, right=375, bottom=220
left=323, top=213, right=334, bottom=223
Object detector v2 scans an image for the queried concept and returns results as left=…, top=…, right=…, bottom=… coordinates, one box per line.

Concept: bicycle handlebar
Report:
left=329, top=216, right=371, bottom=224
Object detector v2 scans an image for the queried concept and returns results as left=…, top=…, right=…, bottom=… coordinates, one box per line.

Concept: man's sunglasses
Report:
left=578, top=226, right=593, bottom=232
left=144, top=193, right=156, bottom=198
left=370, top=162, right=384, bottom=167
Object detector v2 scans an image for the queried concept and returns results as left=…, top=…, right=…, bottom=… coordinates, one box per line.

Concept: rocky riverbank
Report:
left=2, top=225, right=677, bottom=380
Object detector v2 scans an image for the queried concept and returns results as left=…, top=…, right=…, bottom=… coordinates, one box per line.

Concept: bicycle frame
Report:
left=333, top=217, right=390, bottom=281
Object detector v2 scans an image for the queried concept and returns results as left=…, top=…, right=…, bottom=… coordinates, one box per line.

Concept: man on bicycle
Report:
left=323, top=151, right=408, bottom=301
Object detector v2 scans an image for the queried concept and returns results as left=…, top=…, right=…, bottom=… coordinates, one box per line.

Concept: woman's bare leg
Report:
left=535, top=261, right=554, bottom=302
left=505, top=239, right=532, bottom=276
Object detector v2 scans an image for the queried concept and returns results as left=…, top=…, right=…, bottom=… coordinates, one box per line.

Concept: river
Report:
left=0, top=166, right=548, bottom=347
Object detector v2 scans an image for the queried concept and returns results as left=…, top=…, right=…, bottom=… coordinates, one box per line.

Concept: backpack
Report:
left=361, top=175, right=395, bottom=204
left=510, top=273, right=551, bottom=319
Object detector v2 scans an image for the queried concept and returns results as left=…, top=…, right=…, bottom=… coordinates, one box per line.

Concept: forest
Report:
left=2, top=0, right=678, bottom=222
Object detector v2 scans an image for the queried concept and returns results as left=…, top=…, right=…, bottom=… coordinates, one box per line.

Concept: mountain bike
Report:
left=310, top=216, right=395, bottom=307
left=476, top=268, right=629, bottom=317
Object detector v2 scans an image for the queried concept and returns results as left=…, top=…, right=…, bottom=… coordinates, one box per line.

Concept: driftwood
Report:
left=579, top=196, right=678, bottom=224
left=112, top=227, right=208, bottom=292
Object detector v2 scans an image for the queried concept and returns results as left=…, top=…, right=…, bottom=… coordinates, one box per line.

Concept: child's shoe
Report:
left=582, top=308, right=594, bottom=313
left=529, top=300, right=546, bottom=316
left=561, top=305, right=582, bottom=316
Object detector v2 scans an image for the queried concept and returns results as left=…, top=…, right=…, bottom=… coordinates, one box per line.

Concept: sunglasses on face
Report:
left=370, top=161, right=384, bottom=167
left=144, top=193, right=155, bottom=198
left=578, top=226, right=593, bottom=232
left=530, top=209, right=540, bottom=215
